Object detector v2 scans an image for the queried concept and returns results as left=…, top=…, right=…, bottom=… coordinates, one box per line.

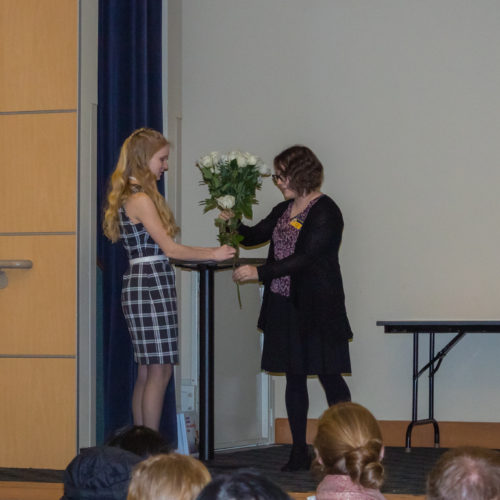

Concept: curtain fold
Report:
left=97, top=0, right=177, bottom=447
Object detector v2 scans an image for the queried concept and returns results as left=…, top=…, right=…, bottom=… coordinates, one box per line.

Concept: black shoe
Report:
left=281, top=444, right=312, bottom=471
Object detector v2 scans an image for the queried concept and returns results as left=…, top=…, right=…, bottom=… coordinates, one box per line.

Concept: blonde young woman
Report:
left=313, top=402, right=386, bottom=500
left=103, top=128, right=235, bottom=431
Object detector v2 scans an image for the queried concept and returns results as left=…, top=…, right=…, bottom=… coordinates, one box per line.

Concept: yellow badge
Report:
left=290, top=218, right=303, bottom=229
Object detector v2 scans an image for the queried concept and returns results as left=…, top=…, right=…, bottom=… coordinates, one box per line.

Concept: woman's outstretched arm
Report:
left=127, top=193, right=235, bottom=261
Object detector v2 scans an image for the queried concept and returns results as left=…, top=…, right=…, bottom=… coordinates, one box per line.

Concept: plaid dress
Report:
left=118, top=205, right=179, bottom=365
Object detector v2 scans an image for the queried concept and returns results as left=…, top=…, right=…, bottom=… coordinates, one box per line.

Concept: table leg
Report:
left=429, top=333, right=434, bottom=420
left=198, top=266, right=215, bottom=460
left=405, top=333, right=419, bottom=451
left=429, top=333, right=440, bottom=448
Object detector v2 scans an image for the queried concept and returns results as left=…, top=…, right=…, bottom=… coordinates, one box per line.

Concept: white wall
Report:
left=78, top=0, right=99, bottom=448
left=171, top=0, right=500, bottom=423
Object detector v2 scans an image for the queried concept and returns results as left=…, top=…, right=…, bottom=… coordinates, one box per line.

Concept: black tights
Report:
left=285, top=373, right=351, bottom=447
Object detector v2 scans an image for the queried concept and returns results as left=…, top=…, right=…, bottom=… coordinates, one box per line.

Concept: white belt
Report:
left=129, top=255, right=169, bottom=265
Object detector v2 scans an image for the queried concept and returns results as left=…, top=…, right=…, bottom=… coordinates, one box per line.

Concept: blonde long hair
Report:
left=103, top=128, right=179, bottom=242
left=127, top=453, right=211, bottom=500
left=314, top=402, right=384, bottom=490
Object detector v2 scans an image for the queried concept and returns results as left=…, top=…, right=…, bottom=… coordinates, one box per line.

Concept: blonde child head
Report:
left=127, top=453, right=211, bottom=500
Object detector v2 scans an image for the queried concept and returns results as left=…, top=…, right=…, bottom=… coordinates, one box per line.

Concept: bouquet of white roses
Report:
left=197, top=150, right=271, bottom=250
left=197, top=150, right=271, bottom=307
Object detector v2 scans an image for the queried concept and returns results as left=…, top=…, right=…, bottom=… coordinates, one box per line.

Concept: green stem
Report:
left=236, top=281, right=242, bottom=309
left=217, top=216, right=243, bottom=308
left=233, top=247, right=242, bottom=309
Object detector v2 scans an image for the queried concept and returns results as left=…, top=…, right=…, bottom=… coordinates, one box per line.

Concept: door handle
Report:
left=0, top=260, right=33, bottom=289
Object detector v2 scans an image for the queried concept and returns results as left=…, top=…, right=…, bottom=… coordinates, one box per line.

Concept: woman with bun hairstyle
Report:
left=313, top=402, right=386, bottom=500
left=103, top=128, right=235, bottom=432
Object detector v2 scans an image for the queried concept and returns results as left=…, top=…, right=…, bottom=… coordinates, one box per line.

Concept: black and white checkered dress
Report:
left=118, top=206, right=178, bottom=365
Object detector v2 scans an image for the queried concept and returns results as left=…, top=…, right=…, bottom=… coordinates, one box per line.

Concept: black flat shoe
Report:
left=281, top=444, right=312, bottom=471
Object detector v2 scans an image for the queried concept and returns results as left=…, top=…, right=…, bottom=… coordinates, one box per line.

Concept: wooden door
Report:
left=0, top=0, right=78, bottom=468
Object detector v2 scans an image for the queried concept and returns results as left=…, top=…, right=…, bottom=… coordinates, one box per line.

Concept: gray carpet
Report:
left=202, top=445, right=446, bottom=495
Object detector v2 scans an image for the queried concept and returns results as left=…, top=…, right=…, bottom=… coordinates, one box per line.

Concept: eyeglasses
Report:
left=272, top=174, right=284, bottom=183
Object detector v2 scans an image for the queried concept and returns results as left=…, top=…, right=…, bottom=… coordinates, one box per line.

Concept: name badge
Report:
left=290, top=216, right=304, bottom=230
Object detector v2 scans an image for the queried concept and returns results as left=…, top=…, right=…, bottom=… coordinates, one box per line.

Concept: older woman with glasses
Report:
left=228, top=145, right=353, bottom=472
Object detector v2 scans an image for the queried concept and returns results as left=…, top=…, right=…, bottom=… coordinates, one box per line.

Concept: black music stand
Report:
left=173, top=258, right=265, bottom=460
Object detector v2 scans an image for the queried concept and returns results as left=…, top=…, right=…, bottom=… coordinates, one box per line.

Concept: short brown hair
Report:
left=127, top=453, right=211, bottom=500
left=273, top=145, right=323, bottom=195
left=313, top=402, right=384, bottom=490
left=427, top=446, right=500, bottom=500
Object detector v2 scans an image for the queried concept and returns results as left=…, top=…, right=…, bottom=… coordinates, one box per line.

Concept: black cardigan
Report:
left=239, top=195, right=353, bottom=345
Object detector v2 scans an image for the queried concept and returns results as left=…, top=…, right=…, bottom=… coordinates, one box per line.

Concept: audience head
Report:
left=273, top=145, right=324, bottom=196
left=127, top=453, right=211, bottom=500
left=106, top=425, right=171, bottom=457
left=426, top=446, right=500, bottom=500
left=196, top=470, right=291, bottom=500
left=313, top=402, right=384, bottom=491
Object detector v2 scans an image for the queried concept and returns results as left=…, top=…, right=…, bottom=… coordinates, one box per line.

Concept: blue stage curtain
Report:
left=97, top=0, right=177, bottom=448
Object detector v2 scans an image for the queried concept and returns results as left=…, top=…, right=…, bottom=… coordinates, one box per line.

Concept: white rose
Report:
left=236, top=155, right=248, bottom=168
left=257, top=162, right=271, bottom=175
left=229, top=151, right=239, bottom=161
left=200, top=155, right=212, bottom=167
left=247, top=155, right=258, bottom=165
left=210, top=151, right=219, bottom=160
left=216, top=195, right=236, bottom=210
left=220, top=154, right=229, bottom=164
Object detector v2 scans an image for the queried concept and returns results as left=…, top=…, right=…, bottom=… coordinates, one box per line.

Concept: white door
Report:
left=213, top=271, right=271, bottom=449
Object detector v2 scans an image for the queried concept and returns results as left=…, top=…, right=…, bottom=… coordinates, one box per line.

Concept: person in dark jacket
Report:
left=61, top=446, right=142, bottom=500
left=61, top=425, right=170, bottom=500
left=230, top=145, right=353, bottom=471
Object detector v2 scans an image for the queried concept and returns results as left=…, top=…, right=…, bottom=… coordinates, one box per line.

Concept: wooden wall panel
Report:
left=0, top=113, right=77, bottom=233
left=276, top=418, right=500, bottom=449
left=0, top=482, right=64, bottom=500
left=0, top=358, right=76, bottom=469
left=0, top=235, right=75, bottom=355
left=0, top=0, right=79, bottom=470
left=0, top=0, right=77, bottom=112
left=378, top=420, right=500, bottom=449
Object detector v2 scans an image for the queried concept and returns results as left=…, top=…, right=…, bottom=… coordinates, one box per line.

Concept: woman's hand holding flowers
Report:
left=213, top=244, right=236, bottom=261
left=233, top=265, right=258, bottom=283
left=218, top=210, right=234, bottom=222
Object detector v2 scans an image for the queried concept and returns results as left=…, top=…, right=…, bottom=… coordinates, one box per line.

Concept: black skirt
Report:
left=261, top=291, right=351, bottom=375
